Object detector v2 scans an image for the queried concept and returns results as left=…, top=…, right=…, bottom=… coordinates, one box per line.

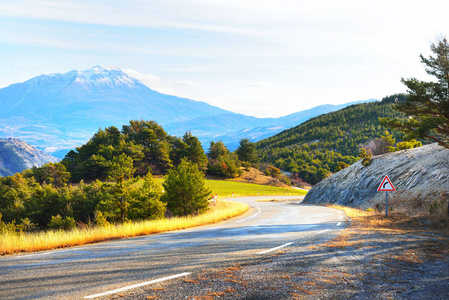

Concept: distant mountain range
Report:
left=0, top=65, right=376, bottom=158
left=0, top=138, right=58, bottom=177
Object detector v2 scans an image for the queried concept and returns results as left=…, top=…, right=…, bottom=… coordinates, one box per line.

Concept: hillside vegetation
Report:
left=255, top=94, right=409, bottom=184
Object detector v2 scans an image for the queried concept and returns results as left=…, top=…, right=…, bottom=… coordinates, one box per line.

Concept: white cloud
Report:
left=174, top=81, right=196, bottom=88
left=241, top=82, right=271, bottom=88
left=123, top=69, right=198, bottom=98
left=1, top=0, right=448, bottom=117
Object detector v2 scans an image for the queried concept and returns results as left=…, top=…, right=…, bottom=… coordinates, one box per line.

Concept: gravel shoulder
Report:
left=108, top=209, right=449, bottom=300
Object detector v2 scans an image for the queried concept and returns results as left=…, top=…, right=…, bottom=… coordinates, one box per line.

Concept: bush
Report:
left=241, top=161, right=251, bottom=171
left=47, top=215, right=76, bottom=230
left=359, top=148, right=372, bottom=167
left=395, top=139, right=422, bottom=151
left=335, top=161, right=350, bottom=172
left=429, top=200, right=445, bottom=214
left=264, top=165, right=282, bottom=178
left=94, top=211, right=110, bottom=227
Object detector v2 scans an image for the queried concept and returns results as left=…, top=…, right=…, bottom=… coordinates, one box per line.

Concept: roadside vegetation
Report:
left=0, top=200, right=248, bottom=255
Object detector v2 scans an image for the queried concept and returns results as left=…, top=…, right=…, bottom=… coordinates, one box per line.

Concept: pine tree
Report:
left=161, top=158, right=211, bottom=216
left=381, top=37, right=449, bottom=149
left=236, top=138, right=259, bottom=166
left=182, top=132, right=208, bottom=171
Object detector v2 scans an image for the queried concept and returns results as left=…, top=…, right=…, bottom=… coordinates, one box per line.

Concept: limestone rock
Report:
left=303, top=143, right=449, bottom=212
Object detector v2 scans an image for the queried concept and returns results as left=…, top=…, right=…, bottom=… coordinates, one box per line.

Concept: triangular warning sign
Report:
left=378, top=175, right=396, bottom=191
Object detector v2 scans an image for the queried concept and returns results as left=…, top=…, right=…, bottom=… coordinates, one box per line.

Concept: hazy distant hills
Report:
left=0, top=65, right=376, bottom=158
left=213, top=102, right=375, bottom=150
left=0, top=138, right=58, bottom=176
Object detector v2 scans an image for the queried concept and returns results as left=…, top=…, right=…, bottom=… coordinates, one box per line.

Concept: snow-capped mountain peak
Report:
left=74, top=65, right=137, bottom=88
left=0, top=65, right=230, bottom=158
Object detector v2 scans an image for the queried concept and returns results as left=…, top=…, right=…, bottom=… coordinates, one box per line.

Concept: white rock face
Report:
left=303, top=143, right=449, bottom=212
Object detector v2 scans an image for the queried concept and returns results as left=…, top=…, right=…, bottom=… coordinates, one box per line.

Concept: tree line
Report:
left=0, top=121, right=259, bottom=232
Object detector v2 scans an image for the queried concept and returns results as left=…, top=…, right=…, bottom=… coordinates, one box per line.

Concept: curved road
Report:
left=0, top=196, right=347, bottom=299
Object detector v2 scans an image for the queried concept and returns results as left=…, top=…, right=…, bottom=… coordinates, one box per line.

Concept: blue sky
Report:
left=1, top=0, right=448, bottom=117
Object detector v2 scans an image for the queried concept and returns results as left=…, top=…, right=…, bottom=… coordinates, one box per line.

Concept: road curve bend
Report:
left=0, top=196, right=348, bottom=299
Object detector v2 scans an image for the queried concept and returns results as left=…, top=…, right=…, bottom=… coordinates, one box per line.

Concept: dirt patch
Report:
left=109, top=207, right=449, bottom=299
left=206, top=167, right=291, bottom=188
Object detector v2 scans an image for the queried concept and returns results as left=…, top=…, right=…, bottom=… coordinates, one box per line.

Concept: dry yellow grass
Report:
left=0, top=200, right=248, bottom=255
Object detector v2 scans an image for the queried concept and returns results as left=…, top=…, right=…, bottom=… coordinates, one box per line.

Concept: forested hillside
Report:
left=61, top=120, right=207, bottom=182
left=255, top=94, right=410, bottom=184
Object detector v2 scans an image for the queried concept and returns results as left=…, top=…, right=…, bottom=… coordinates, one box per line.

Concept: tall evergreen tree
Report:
left=380, top=37, right=449, bottom=149
left=182, top=132, right=208, bottom=171
left=236, top=138, right=259, bottom=166
left=161, top=158, right=211, bottom=216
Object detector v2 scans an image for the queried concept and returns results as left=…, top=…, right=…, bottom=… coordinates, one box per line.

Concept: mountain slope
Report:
left=0, top=66, right=230, bottom=157
left=215, top=100, right=376, bottom=150
left=255, top=96, right=409, bottom=184
left=0, top=66, right=228, bottom=124
left=0, top=138, right=58, bottom=176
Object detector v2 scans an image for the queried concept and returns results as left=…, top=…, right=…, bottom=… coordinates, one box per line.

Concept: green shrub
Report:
left=429, top=200, right=445, bottom=214
left=48, top=215, right=76, bottom=230
left=359, top=148, right=372, bottom=167
left=94, top=211, right=110, bottom=227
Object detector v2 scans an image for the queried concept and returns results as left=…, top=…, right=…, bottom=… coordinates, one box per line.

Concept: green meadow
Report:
left=205, top=180, right=307, bottom=198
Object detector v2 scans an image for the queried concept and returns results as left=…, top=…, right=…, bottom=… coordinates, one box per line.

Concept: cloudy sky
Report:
left=1, top=0, right=448, bottom=117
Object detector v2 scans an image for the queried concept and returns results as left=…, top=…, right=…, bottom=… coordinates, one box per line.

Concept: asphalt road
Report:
left=0, top=196, right=347, bottom=299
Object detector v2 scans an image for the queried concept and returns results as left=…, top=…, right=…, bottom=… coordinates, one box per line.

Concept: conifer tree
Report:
left=161, top=158, right=211, bottom=216
left=236, top=138, right=259, bottom=166
left=381, top=37, right=449, bottom=149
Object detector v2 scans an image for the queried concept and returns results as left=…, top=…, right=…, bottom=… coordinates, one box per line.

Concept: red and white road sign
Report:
left=377, top=175, right=396, bottom=191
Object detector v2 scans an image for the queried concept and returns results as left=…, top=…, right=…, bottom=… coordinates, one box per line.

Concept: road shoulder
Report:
left=108, top=208, right=449, bottom=300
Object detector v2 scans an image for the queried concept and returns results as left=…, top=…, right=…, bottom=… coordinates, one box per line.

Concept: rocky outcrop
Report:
left=303, top=143, right=449, bottom=212
left=0, top=138, right=59, bottom=177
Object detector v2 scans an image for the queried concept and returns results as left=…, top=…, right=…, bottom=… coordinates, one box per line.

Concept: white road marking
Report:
left=336, top=222, right=342, bottom=226
left=83, top=272, right=191, bottom=299
left=339, top=216, right=344, bottom=219
left=257, top=242, right=294, bottom=254
left=236, top=207, right=261, bottom=224
left=11, top=249, right=71, bottom=260
left=316, top=229, right=331, bottom=234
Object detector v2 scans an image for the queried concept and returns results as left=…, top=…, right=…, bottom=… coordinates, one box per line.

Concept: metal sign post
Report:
left=385, top=191, right=388, bottom=218
left=378, top=175, right=396, bottom=218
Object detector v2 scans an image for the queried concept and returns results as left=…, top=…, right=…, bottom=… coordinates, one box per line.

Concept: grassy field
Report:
left=205, top=180, right=307, bottom=198
left=152, top=177, right=308, bottom=198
